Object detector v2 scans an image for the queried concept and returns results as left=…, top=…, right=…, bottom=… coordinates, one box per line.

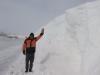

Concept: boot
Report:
left=25, top=67, right=28, bottom=73
left=25, top=70, right=28, bottom=73
left=29, top=69, right=32, bottom=72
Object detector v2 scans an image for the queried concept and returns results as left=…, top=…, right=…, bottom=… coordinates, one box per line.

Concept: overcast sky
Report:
left=0, top=0, right=95, bottom=35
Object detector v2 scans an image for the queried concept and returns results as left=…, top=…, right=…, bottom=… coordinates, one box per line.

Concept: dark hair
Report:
left=29, top=33, right=34, bottom=38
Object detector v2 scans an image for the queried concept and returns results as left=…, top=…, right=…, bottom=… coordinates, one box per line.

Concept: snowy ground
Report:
left=0, top=37, right=23, bottom=75
left=2, top=0, right=100, bottom=75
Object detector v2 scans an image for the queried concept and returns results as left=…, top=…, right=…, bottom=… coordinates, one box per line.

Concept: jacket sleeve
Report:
left=22, top=40, right=27, bottom=55
left=22, top=40, right=27, bottom=51
left=36, top=33, right=43, bottom=42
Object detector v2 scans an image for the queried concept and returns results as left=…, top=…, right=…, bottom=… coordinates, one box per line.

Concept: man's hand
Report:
left=40, top=28, right=44, bottom=35
left=23, top=50, right=25, bottom=55
left=41, top=28, right=44, bottom=34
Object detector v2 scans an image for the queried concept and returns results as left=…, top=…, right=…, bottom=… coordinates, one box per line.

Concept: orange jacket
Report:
left=23, top=34, right=43, bottom=51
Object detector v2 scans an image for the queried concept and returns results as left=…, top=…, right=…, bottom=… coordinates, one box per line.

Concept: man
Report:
left=22, top=28, right=44, bottom=72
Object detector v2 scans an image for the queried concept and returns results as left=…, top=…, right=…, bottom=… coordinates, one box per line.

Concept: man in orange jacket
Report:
left=22, top=28, right=44, bottom=72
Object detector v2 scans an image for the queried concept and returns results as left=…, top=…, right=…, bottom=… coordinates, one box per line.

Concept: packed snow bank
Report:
left=66, top=0, right=100, bottom=75
left=6, top=0, right=100, bottom=75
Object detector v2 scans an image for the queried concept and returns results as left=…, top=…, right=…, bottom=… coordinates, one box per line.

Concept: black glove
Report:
left=40, top=32, right=44, bottom=36
left=23, top=50, right=25, bottom=55
left=40, top=28, right=44, bottom=36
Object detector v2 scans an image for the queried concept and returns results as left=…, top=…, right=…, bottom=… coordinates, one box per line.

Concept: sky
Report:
left=0, top=0, right=95, bottom=35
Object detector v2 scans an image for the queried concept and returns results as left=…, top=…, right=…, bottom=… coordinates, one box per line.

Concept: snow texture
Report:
left=5, top=0, right=100, bottom=75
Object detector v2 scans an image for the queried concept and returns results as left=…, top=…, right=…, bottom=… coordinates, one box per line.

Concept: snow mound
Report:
left=6, top=0, right=100, bottom=75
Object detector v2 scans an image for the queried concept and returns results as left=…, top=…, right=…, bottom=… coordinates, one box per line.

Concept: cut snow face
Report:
left=66, top=1, right=100, bottom=75
left=5, top=0, right=100, bottom=75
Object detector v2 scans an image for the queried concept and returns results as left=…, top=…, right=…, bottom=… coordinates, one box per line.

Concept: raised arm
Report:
left=36, top=28, right=44, bottom=41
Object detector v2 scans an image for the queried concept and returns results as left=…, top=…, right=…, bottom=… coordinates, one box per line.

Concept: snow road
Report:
left=0, top=37, right=23, bottom=75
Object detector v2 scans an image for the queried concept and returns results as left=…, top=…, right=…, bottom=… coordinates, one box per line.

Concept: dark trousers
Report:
left=25, top=53, right=35, bottom=71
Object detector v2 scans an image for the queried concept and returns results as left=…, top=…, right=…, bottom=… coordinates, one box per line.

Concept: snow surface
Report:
left=4, top=0, right=100, bottom=75
left=0, top=37, right=23, bottom=75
